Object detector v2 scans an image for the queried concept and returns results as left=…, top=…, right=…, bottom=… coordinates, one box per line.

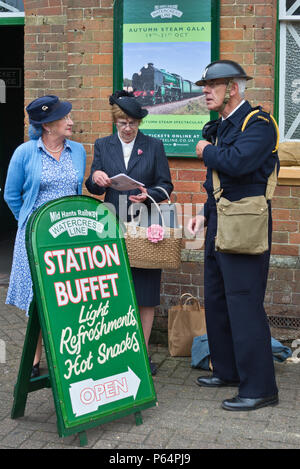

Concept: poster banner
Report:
left=121, top=0, right=219, bottom=157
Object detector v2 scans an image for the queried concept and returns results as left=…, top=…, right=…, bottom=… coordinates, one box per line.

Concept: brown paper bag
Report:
left=168, top=293, right=207, bottom=357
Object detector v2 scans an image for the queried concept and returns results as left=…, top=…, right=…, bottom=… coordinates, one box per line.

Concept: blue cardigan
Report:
left=4, top=139, right=86, bottom=228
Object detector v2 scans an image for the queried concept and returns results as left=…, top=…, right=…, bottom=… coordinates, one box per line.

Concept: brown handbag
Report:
left=168, top=293, right=207, bottom=357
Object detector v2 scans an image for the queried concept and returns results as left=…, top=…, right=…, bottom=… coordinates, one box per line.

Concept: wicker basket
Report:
left=124, top=188, right=182, bottom=270
left=124, top=224, right=182, bottom=269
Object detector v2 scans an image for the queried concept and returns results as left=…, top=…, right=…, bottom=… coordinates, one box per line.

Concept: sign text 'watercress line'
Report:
left=11, top=196, right=156, bottom=445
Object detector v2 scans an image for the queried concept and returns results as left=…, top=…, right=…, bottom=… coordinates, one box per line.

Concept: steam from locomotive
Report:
left=132, top=63, right=203, bottom=106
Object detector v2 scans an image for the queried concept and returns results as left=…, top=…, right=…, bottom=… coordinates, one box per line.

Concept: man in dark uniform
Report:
left=188, top=60, right=279, bottom=411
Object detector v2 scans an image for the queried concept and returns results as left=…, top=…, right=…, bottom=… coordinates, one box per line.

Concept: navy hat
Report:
left=196, top=60, right=252, bottom=86
left=26, top=95, right=72, bottom=125
left=109, top=90, right=148, bottom=119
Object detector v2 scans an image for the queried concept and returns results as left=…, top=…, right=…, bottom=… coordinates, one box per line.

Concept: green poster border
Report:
left=0, top=16, right=24, bottom=25
left=25, top=195, right=157, bottom=439
left=113, top=0, right=220, bottom=158
left=273, top=0, right=280, bottom=123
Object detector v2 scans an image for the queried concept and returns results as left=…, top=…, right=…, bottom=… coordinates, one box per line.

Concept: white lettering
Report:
left=44, top=251, right=56, bottom=275
left=44, top=245, right=120, bottom=275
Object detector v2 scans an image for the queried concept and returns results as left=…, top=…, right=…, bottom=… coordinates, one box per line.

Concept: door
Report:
left=0, top=2, right=24, bottom=271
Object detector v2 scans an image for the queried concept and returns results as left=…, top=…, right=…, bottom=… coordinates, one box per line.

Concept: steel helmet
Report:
left=196, top=60, right=252, bottom=86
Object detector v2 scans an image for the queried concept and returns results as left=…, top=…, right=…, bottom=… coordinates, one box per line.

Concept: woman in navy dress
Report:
left=5, top=95, right=86, bottom=377
left=85, top=91, right=173, bottom=374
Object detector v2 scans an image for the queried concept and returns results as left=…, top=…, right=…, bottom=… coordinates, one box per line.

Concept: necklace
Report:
left=43, top=141, right=64, bottom=153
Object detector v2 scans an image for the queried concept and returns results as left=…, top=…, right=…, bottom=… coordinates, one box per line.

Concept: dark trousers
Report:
left=204, top=209, right=278, bottom=398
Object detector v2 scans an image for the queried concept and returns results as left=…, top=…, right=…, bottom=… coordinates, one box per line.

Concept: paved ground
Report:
left=0, top=285, right=300, bottom=450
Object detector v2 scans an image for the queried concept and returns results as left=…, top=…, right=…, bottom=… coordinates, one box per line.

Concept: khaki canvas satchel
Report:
left=213, top=110, right=279, bottom=255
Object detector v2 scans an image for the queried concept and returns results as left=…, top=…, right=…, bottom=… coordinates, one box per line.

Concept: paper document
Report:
left=110, top=173, right=145, bottom=191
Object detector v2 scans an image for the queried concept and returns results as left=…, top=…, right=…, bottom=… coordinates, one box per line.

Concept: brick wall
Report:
left=24, top=0, right=114, bottom=179
left=23, top=0, right=300, bottom=342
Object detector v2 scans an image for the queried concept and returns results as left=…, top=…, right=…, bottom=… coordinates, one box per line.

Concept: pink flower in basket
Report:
left=147, top=224, right=164, bottom=243
left=137, top=149, right=143, bottom=155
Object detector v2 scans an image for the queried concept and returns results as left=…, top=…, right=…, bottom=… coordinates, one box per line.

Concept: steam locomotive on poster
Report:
left=132, top=63, right=203, bottom=106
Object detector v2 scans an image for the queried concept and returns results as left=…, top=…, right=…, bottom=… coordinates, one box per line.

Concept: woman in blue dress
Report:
left=4, top=95, right=86, bottom=377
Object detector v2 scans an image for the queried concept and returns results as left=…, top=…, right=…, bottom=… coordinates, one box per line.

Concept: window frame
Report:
left=276, top=0, right=300, bottom=142
left=276, top=0, right=300, bottom=185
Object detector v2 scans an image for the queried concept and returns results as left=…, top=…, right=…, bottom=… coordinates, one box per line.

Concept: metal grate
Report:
left=268, top=315, right=300, bottom=330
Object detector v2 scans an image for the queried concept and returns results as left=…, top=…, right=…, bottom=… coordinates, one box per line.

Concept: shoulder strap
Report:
left=269, top=114, right=280, bottom=153
left=213, top=109, right=279, bottom=201
left=265, top=114, right=279, bottom=200
left=241, top=109, right=260, bottom=132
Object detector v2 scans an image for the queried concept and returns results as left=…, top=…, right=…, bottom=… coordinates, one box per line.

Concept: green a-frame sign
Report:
left=11, top=196, right=157, bottom=446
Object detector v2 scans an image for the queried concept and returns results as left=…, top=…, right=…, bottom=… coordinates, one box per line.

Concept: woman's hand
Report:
left=129, top=186, right=148, bottom=203
left=92, top=170, right=111, bottom=187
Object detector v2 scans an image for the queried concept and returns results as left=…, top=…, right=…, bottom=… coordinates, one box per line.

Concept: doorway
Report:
left=0, top=24, right=24, bottom=276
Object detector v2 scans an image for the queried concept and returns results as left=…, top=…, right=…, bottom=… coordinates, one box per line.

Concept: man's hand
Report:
left=187, top=214, right=206, bottom=236
left=128, top=186, right=148, bottom=203
left=92, top=170, right=111, bottom=187
left=196, top=140, right=211, bottom=159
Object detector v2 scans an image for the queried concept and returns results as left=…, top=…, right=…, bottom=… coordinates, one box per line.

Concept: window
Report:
left=277, top=1, right=300, bottom=184
left=0, top=0, right=24, bottom=25
left=0, top=0, right=24, bottom=14
left=278, top=0, right=300, bottom=142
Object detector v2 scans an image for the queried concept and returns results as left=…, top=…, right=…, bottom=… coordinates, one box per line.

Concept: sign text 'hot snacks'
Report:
left=26, top=196, right=156, bottom=431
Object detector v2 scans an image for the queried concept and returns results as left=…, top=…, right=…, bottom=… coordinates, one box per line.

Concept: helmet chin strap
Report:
left=218, top=79, right=233, bottom=113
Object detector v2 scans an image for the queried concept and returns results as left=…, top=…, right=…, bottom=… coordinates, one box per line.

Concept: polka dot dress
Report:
left=6, top=141, right=78, bottom=314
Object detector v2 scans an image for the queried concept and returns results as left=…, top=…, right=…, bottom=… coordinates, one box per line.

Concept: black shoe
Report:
left=31, top=362, right=40, bottom=378
left=222, top=394, right=279, bottom=411
left=195, top=376, right=239, bottom=388
left=149, top=357, right=157, bottom=376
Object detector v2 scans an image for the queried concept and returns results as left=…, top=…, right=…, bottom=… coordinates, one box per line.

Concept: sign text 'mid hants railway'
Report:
left=11, top=196, right=156, bottom=445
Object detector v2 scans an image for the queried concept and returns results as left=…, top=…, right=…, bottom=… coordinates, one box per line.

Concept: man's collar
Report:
left=222, top=100, right=245, bottom=120
left=222, top=100, right=252, bottom=127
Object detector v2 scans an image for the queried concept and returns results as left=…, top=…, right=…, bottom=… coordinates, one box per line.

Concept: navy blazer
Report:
left=85, top=130, right=173, bottom=220
left=203, top=101, right=279, bottom=221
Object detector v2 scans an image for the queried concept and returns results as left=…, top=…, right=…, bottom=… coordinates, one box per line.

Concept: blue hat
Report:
left=109, top=90, right=148, bottom=119
left=26, top=95, right=72, bottom=125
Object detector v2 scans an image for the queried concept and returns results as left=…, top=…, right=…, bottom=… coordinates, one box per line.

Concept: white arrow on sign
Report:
left=69, top=367, right=141, bottom=417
